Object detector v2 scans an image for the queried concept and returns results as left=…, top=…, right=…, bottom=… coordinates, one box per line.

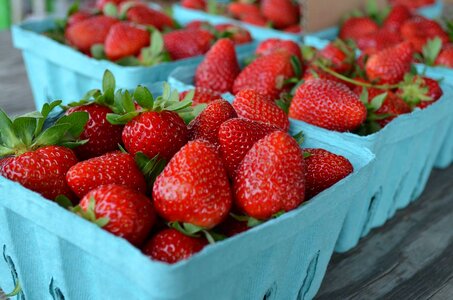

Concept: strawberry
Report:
left=304, top=148, right=353, bottom=199
left=401, top=17, right=449, bottom=52
left=233, top=89, right=289, bottom=131
left=241, top=13, right=268, bottom=27
left=185, top=20, right=210, bottom=30
left=142, top=228, right=207, bottom=264
left=255, top=38, right=302, bottom=64
left=303, top=67, right=354, bottom=89
left=125, top=5, right=175, bottom=30
left=435, top=44, right=453, bottom=68
left=383, top=5, right=412, bottom=32
left=261, top=0, right=300, bottom=29
left=104, top=22, right=150, bottom=61
left=214, top=24, right=252, bottom=45
left=195, top=39, right=241, bottom=94
left=163, top=29, right=214, bottom=60
left=228, top=2, right=261, bottom=19
left=355, top=29, right=402, bottom=53
left=396, top=75, right=443, bottom=109
left=0, top=101, right=88, bottom=201
left=233, top=51, right=296, bottom=99
left=181, top=0, right=206, bottom=10
left=179, top=87, right=221, bottom=105
left=65, top=16, right=119, bottom=53
left=354, top=85, right=411, bottom=128
left=289, top=79, right=367, bottom=132
left=339, top=17, right=379, bottom=42
left=96, top=0, right=126, bottom=10
left=153, top=140, right=232, bottom=229
left=188, top=100, right=237, bottom=147
left=316, top=40, right=354, bottom=74
left=284, top=24, right=302, bottom=33
left=66, top=104, right=123, bottom=160
left=67, top=10, right=92, bottom=27
left=234, top=131, right=305, bottom=220
left=218, top=118, right=279, bottom=178
left=66, top=151, right=147, bottom=198
left=76, top=184, right=155, bottom=245
left=365, top=41, right=413, bottom=84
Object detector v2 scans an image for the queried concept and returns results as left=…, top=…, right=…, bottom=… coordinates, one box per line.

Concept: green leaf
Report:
left=12, top=116, right=37, bottom=147
left=82, top=89, right=101, bottom=101
left=106, top=111, right=139, bottom=125
left=369, top=92, right=387, bottom=111
left=116, top=56, right=142, bottom=66
left=103, top=3, right=118, bottom=17
left=0, top=144, right=14, bottom=156
left=133, top=86, right=154, bottom=109
left=94, top=217, right=110, bottom=227
left=119, top=1, right=135, bottom=19
left=206, top=0, right=218, bottom=14
left=150, top=30, right=164, bottom=56
left=59, top=139, right=89, bottom=149
left=102, top=70, right=116, bottom=103
left=135, top=152, right=166, bottom=184
left=359, top=87, right=369, bottom=105
left=66, top=0, right=80, bottom=17
left=292, top=131, right=304, bottom=145
left=303, top=151, right=311, bottom=158
left=55, top=195, right=73, bottom=209
left=55, top=111, right=89, bottom=138
left=290, top=55, right=302, bottom=78
left=36, top=101, right=62, bottom=136
left=179, top=103, right=207, bottom=124
left=0, top=109, right=22, bottom=148
left=422, top=37, right=442, bottom=66
left=91, top=44, right=106, bottom=60
left=166, top=99, right=192, bottom=112
left=169, top=221, right=203, bottom=237
left=32, top=123, right=72, bottom=148
left=182, top=89, right=195, bottom=103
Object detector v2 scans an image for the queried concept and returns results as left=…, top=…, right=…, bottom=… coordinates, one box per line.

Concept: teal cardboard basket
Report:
left=11, top=18, right=256, bottom=109
left=168, top=51, right=453, bottom=252
left=172, top=4, right=303, bottom=42
left=0, top=123, right=374, bottom=300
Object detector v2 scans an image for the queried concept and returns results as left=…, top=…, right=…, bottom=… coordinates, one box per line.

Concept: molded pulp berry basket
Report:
left=0, top=131, right=374, bottom=300
left=11, top=18, right=256, bottom=110
left=172, top=4, right=303, bottom=42
left=416, top=64, right=453, bottom=169
left=168, top=59, right=453, bottom=253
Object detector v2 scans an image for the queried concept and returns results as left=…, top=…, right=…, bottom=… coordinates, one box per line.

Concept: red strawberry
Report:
left=233, top=51, right=295, bottom=99
left=65, top=15, right=119, bottom=53
left=401, top=17, right=449, bottom=52
left=365, top=41, right=413, bottom=84
left=218, top=118, right=279, bottom=178
left=261, top=0, right=300, bottom=29
left=181, top=0, right=206, bottom=10
left=284, top=24, right=302, bottom=33
left=179, top=87, right=221, bottom=105
left=317, top=41, right=354, bottom=73
left=339, top=17, right=379, bottom=41
left=356, top=28, right=402, bottom=53
left=233, top=89, right=289, bottom=131
left=228, top=2, right=261, bottom=19
left=96, top=0, right=126, bottom=10
left=195, top=39, right=241, bottom=93
left=188, top=100, right=237, bottom=147
left=66, top=103, right=123, bottom=160
left=1, top=146, right=78, bottom=200
left=164, top=29, right=214, bottom=60
left=78, top=184, right=155, bottom=245
left=234, top=131, right=305, bottom=219
left=125, top=5, right=175, bottom=30
left=122, top=111, right=188, bottom=161
left=354, top=86, right=411, bottom=127
left=153, top=140, right=232, bottom=228
left=66, top=151, right=147, bottom=198
left=214, top=24, right=252, bottom=45
left=142, top=228, right=207, bottom=264
left=396, top=75, right=443, bottom=109
left=67, top=10, right=92, bottom=27
left=304, top=148, right=353, bottom=199
left=435, top=44, right=453, bottom=68
left=241, top=13, right=268, bottom=27
left=255, top=38, right=302, bottom=64
left=289, top=79, right=367, bottom=132
left=185, top=20, right=210, bottom=30
left=303, top=67, right=354, bottom=89
left=104, top=23, right=150, bottom=61
left=383, top=5, right=412, bottom=32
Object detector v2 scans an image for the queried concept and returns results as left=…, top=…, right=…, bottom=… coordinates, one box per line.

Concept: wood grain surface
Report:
left=0, top=29, right=452, bottom=300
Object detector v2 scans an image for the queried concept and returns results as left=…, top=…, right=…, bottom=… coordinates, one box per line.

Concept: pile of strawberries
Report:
left=0, top=71, right=354, bottom=264
left=186, top=36, right=443, bottom=135
left=181, top=0, right=302, bottom=33
left=45, top=0, right=252, bottom=65
left=338, top=1, right=453, bottom=67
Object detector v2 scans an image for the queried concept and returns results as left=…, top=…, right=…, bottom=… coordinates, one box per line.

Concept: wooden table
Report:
left=1, top=30, right=452, bottom=299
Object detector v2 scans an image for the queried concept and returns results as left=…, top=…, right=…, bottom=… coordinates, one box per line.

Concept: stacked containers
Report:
left=11, top=18, right=256, bottom=109
left=0, top=120, right=374, bottom=300
left=167, top=45, right=453, bottom=252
